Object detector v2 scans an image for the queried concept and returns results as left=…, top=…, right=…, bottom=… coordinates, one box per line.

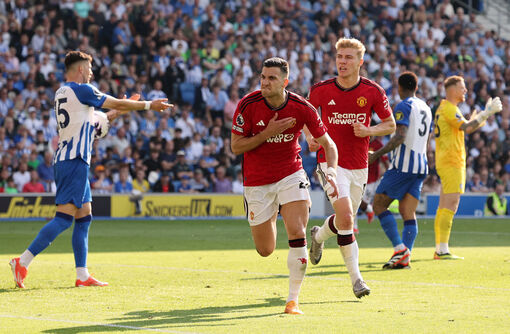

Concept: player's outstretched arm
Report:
left=105, top=94, right=140, bottom=122
left=461, top=97, right=503, bottom=134
left=368, top=124, right=408, bottom=164
left=315, top=133, right=339, bottom=198
left=102, top=95, right=173, bottom=113
left=353, top=115, right=396, bottom=138
left=231, top=112, right=296, bottom=155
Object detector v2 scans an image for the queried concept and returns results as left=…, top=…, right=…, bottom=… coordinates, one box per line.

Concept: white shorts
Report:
left=244, top=169, right=311, bottom=226
left=362, top=180, right=380, bottom=204
left=317, top=163, right=368, bottom=212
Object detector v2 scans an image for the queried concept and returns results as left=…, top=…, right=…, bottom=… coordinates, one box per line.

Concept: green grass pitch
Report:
left=1, top=217, right=510, bottom=333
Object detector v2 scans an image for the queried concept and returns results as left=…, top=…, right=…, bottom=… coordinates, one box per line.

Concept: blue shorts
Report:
left=376, top=169, right=426, bottom=201
left=55, top=158, right=91, bottom=208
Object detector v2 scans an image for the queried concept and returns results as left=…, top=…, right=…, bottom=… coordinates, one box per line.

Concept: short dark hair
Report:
left=263, top=57, right=289, bottom=76
left=64, top=51, right=92, bottom=71
left=398, top=71, right=418, bottom=92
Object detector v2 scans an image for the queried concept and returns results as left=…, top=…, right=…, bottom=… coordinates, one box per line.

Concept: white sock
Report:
left=76, top=267, right=90, bottom=281
left=19, top=249, right=35, bottom=268
left=394, top=243, right=406, bottom=252
left=439, top=243, right=449, bottom=254
left=287, top=246, right=308, bottom=303
left=366, top=204, right=373, bottom=213
left=339, top=239, right=362, bottom=285
left=315, top=215, right=337, bottom=243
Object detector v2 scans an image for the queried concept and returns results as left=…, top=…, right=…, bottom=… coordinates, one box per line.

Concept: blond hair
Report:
left=335, top=37, right=366, bottom=59
left=444, top=75, right=464, bottom=89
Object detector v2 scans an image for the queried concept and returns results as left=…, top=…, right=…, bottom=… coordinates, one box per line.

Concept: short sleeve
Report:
left=394, top=101, right=411, bottom=127
left=231, top=101, right=251, bottom=136
left=373, top=90, right=392, bottom=120
left=72, top=84, right=107, bottom=108
left=304, top=105, right=327, bottom=138
left=442, top=106, right=466, bottom=129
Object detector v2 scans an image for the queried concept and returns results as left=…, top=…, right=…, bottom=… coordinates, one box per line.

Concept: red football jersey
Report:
left=367, top=138, right=387, bottom=183
left=232, top=90, right=327, bottom=186
left=308, top=77, right=392, bottom=169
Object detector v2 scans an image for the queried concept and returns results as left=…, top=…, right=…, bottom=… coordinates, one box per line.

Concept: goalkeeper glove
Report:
left=475, top=97, right=503, bottom=123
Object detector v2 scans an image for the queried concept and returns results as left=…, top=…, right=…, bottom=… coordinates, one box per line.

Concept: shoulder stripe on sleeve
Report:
left=310, top=78, right=336, bottom=94
left=238, top=91, right=263, bottom=112
left=289, top=94, right=318, bottom=113
left=360, top=77, right=386, bottom=96
left=240, top=96, right=264, bottom=114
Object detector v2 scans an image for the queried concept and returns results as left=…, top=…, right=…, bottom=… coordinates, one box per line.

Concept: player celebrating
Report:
left=9, top=51, right=172, bottom=288
left=231, top=57, right=339, bottom=315
left=306, top=37, right=395, bottom=298
left=433, top=76, right=502, bottom=259
left=370, top=72, right=432, bottom=269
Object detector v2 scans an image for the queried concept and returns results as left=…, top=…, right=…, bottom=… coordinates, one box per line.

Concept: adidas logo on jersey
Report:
left=328, top=99, right=336, bottom=105
left=257, top=120, right=265, bottom=126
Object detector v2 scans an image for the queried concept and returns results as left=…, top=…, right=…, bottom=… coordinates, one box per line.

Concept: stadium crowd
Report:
left=0, top=0, right=509, bottom=196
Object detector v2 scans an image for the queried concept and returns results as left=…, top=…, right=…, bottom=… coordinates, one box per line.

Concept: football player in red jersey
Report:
left=305, top=38, right=396, bottom=298
left=231, top=57, right=340, bottom=315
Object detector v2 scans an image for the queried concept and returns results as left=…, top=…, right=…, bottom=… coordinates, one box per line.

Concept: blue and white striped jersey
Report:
left=53, top=82, right=107, bottom=165
left=388, top=97, right=432, bottom=175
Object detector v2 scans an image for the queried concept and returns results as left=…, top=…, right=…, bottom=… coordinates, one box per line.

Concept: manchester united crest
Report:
left=250, top=211, right=254, bottom=221
left=357, top=96, right=367, bottom=107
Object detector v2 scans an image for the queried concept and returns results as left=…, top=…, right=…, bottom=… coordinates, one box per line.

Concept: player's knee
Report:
left=256, top=247, right=274, bottom=257
left=372, top=197, right=387, bottom=215
left=335, top=211, right=353, bottom=228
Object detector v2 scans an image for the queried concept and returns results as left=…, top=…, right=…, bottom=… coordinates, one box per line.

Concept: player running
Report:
left=231, top=57, right=339, bottom=315
left=306, top=37, right=396, bottom=298
left=370, top=72, right=432, bottom=269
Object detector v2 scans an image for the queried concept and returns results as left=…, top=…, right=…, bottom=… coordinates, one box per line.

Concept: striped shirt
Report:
left=388, top=96, right=432, bottom=175
left=53, top=82, right=107, bottom=165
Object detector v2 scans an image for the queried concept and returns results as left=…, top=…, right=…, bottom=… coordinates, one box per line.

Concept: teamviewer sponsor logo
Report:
left=266, top=133, right=294, bottom=143
left=328, top=112, right=366, bottom=125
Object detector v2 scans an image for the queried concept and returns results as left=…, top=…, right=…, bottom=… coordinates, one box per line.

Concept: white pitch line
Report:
left=0, top=314, right=202, bottom=334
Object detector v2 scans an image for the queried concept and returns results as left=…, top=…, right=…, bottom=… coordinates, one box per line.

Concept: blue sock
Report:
left=72, top=215, right=92, bottom=268
left=378, top=210, right=403, bottom=247
left=402, top=219, right=418, bottom=251
left=28, top=212, right=74, bottom=255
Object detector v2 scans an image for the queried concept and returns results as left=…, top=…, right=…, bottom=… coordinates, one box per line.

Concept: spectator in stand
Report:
left=114, top=165, right=133, bottom=193
left=232, top=169, right=243, bottom=194
left=143, top=149, right=163, bottom=175
left=177, top=175, right=193, bottom=193
left=22, top=169, right=45, bottom=193
left=189, top=168, right=210, bottom=193
left=174, top=105, right=195, bottom=139
left=0, top=168, right=11, bottom=192
left=37, top=151, right=55, bottom=192
left=91, top=165, right=113, bottom=194
left=12, top=161, right=30, bottom=192
left=172, top=150, right=193, bottom=180
left=212, top=165, right=232, bottom=193
left=160, top=140, right=177, bottom=173
left=152, top=171, right=174, bottom=193
left=133, top=169, right=151, bottom=193
left=4, top=176, right=18, bottom=194
left=422, top=174, right=442, bottom=194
